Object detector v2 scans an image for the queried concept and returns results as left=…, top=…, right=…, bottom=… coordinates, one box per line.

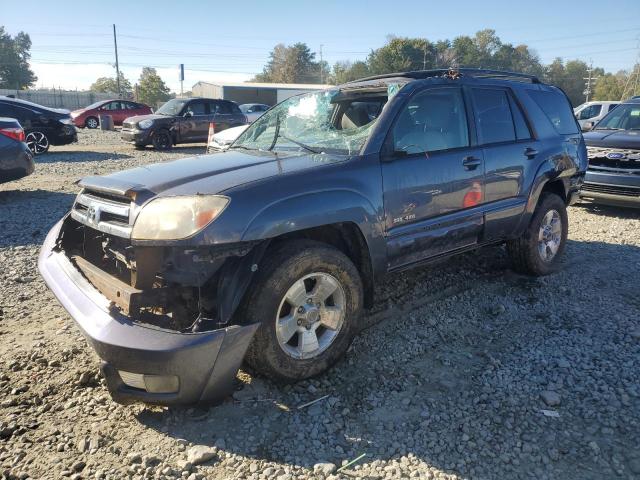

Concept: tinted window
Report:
left=215, top=102, right=232, bottom=114
left=528, top=89, right=579, bottom=135
left=595, top=103, right=640, bottom=130
left=230, top=103, right=242, bottom=114
left=508, top=95, right=532, bottom=140
left=185, top=101, right=206, bottom=115
left=472, top=89, right=516, bottom=144
left=393, top=88, right=469, bottom=154
left=102, top=101, right=123, bottom=111
left=0, top=102, right=26, bottom=121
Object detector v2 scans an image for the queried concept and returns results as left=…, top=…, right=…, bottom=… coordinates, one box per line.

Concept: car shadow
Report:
left=572, top=202, right=640, bottom=220
left=0, top=189, right=76, bottom=248
left=35, top=151, right=133, bottom=163
left=134, top=239, right=640, bottom=478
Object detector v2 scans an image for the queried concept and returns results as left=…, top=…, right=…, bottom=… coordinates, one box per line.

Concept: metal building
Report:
left=191, top=81, right=332, bottom=106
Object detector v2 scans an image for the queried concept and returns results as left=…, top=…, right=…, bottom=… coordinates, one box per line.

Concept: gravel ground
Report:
left=1, top=129, right=639, bottom=480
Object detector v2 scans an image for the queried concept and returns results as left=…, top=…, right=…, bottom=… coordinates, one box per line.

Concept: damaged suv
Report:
left=39, top=69, right=586, bottom=406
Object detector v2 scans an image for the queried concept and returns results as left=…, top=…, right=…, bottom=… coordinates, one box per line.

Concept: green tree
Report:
left=89, top=72, right=132, bottom=96
left=0, top=26, right=37, bottom=89
left=367, top=37, right=437, bottom=74
left=253, top=43, right=321, bottom=83
left=593, top=72, right=625, bottom=101
left=137, top=67, right=171, bottom=106
left=333, top=60, right=370, bottom=84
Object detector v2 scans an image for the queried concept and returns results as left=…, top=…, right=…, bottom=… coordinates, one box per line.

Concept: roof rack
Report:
left=350, top=68, right=540, bottom=84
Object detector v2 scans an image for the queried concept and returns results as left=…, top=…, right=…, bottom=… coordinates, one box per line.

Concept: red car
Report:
left=71, top=100, right=153, bottom=129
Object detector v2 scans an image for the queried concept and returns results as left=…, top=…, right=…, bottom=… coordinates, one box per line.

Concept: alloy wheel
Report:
left=25, top=131, right=49, bottom=155
left=537, top=209, right=562, bottom=262
left=86, top=117, right=98, bottom=129
left=275, top=272, right=346, bottom=360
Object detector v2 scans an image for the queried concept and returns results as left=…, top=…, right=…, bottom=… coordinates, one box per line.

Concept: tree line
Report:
left=254, top=30, right=640, bottom=106
left=2, top=26, right=638, bottom=107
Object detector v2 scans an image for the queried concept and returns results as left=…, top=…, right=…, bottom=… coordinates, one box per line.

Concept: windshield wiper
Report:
left=267, top=113, right=321, bottom=154
left=277, top=133, right=322, bottom=154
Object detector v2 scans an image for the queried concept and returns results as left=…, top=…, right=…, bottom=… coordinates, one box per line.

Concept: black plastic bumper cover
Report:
left=38, top=219, right=259, bottom=406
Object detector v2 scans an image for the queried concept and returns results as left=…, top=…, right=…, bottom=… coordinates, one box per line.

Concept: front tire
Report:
left=25, top=131, right=50, bottom=155
left=507, top=193, right=568, bottom=276
left=242, top=240, right=363, bottom=382
left=152, top=129, right=172, bottom=150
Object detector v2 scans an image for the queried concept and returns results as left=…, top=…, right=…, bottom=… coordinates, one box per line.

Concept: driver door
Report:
left=381, top=86, right=485, bottom=270
left=179, top=99, right=209, bottom=142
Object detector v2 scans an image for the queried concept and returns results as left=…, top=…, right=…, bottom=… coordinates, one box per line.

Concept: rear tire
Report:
left=85, top=117, right=99, bottom=129
left=152, top=130, right=172, bottom=150
left=507, top=193, right=568, bottom=276
left=242, top=240, right=363, bottom=382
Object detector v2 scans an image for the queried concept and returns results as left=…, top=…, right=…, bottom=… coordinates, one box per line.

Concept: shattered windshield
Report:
left=232, top=89, right=387, bottom=155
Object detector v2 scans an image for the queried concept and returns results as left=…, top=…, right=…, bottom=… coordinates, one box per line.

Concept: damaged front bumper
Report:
left=38, top=219, right=259, bottom=406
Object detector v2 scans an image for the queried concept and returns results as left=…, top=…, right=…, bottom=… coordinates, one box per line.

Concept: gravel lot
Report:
left=1, top=129, right=639, bottom=480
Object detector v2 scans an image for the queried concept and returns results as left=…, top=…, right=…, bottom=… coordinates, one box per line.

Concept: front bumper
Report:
left=121, top=128, right=152, bottom=145
left=578, top=170, right=640, bottom=208
left=51, top=125, right=78, bottom=146
left=38, top=219, right=259, bottom=406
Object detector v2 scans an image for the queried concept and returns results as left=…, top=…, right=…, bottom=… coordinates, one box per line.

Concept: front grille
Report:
left=587, top=147, right=640, bottom=174
left=582, top=182, right=640, bottom=197
left=70, top=189, right=133, bottom=238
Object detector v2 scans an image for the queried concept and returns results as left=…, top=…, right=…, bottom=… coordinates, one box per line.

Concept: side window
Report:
left=124, top=102, right=138, bottom=110
left=185, top=101, right=206, bottom=116
left=216, top=102, right=232, bottom=114
left=471, top=88, right=516, bottom=144
left=508, top=95, right=532, bottom=140
left=528, top=89, right=579, bottom=135
left=578, top=104, right=602, bottom=120
left=393, top=88, right=469, bottom=154
left=231, top=103, right=242, bottom=114
left=608, top=104, right=619, bottom=112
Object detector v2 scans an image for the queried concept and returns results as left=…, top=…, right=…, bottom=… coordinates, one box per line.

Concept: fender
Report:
left=240, top=189, right=387, bottom=278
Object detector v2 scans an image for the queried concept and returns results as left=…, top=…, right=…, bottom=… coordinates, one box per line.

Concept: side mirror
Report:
left=183, top=111, right=193, bottom=118
left=583, top=121, right=595, bottom=131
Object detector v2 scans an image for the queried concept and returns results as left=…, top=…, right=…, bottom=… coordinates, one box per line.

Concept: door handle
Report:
left=524, top=147, right=538, bottom=159
left=462, top=156, right=481, bottom=170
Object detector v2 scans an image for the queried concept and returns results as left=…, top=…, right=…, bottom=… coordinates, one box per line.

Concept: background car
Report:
left=0, top=117, right=34, bottom=184
left=574, top=101, right=620, bottom=131
left=239, top=103, right=270, bottom=123
left=0, top=96, right=77, bottom=155
left=579, top=97, right=640, bottom=208
left=71, top=100, right=153, bottom=129
left=207, top=124, right=249, bottom=152
left=121, top=97, right=247, bottom=150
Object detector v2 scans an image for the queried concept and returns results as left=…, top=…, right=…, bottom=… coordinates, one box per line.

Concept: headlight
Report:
left=131, top=195, right=230, bottom=240
left=60, top=117, right=74, bottom=125
left=138, top=119, right=154, bottom=129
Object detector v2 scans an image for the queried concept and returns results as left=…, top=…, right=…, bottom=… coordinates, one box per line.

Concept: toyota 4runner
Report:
left=39, top=69, right=587, bottom=406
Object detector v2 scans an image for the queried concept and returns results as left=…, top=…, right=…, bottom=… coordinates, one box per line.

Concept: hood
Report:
left=124, top=113, right=170, bottom=124
left=583, top=129, right=640, bottom=150
left=211, top=125, right=249, bottom=145
left=78, top=150, right=349, bottom=199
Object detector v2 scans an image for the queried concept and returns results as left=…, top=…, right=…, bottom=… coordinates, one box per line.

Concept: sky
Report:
left=2, top=0, right=639, bottom=92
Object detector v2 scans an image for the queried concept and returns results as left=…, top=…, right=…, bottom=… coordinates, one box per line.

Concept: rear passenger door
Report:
left=468, top=87, right=539, bottom=240
left=381, top=86, right=486, bottom=270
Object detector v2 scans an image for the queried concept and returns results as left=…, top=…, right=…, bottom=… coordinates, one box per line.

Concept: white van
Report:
left=574, top=101, right=620, bottom=130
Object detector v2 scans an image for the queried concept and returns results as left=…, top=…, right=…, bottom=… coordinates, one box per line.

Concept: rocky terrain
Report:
left=0, top=129, right=639, bottom=479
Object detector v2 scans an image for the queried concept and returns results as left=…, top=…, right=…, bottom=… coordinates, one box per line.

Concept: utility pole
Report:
left=319, top=44, right=324, bottom=84
left=423, top=39, right=427, bottom=70
left=583, top=60, right=598, bottom=103
left=113, top=24, right=121, bottom=98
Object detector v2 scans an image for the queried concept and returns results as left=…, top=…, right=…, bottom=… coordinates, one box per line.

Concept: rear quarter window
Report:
left=527, top=89, right=579, bottom=135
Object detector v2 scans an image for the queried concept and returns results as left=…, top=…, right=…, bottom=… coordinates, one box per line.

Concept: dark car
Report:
left=72, top=100, right=153, bottom=129
left=579, top=97, right=640, bottom=207
left=0, top=96, right=77, bottom=155
left=0, top=117, right=34, bottom=184
left=39, top=69, right=586, bottom=406
left=121, top=97, right=247, bottom=150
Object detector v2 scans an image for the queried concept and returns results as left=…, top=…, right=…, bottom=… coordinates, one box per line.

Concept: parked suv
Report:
left=72, top=100, right=153, bottom=129
left=579, top=97, right=640, bottom=207
left=39, top=69, right=586, bottom=406
left=0, top=96, right=77, bottom=155
left=121, top=97, right=247, bottom=149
